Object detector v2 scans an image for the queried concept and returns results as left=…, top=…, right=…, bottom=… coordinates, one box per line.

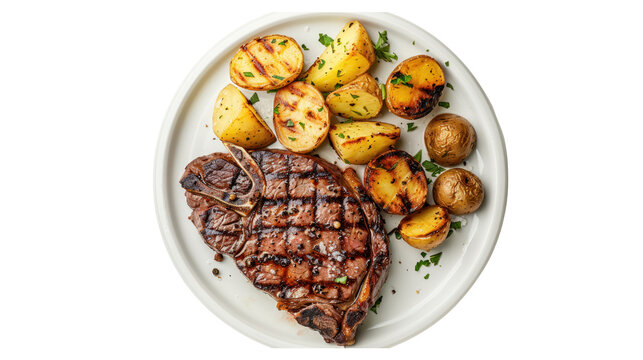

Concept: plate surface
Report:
left=154, top=12, right=507, bottom=347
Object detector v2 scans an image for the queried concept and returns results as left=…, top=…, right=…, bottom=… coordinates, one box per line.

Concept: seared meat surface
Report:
left=180, top=143, right=390, bottom=345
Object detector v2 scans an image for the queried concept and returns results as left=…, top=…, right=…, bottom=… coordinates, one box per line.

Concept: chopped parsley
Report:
left=413, top=150, right=422, bottom=162
left=420, top=251, right=427, bottom=258
left=407, top=123, right=418, bottom=132
left=242, top=72, right=254, bottom=77
left=273, top=105, right=279, bottom=114
left=373, top=31, right=397, bottom=62
left=334, top=83, right=342, bottom=89
left=412, top=40, right=415, bottom=45
left=380, top=83, right=386, bottom=100
left=391, top=74, right=412, bottom=87
left=370, top=296, right=383, bottom=314
left=344, top=159, right=351, bottom=164
left=288, top=136, right=297, bottom=141
left=286, top=120, right=294, bottom=127
left=351, top=110, right=362, bottom=116
left=318, top=59, right=326, bottom=69
left=299, top=121, right=306, bottom=130
left=394, top=230, right=401, bottom=240
left=278, top=39, right=287, bottom=46
left=415, top=259, right=430, bottom=271
left=317, top=107, right=323, bottom=112
left=450, top=221, right=462, bottom=230
left=429, top=252, right=442, bottom=266
left=318, top=33, right=334, bottom=47
left=340, top=117, right=353, bottom=124
left=338, top=133, right=345, bottom=139
left=447, top=230, right=454, bottom=238
left=337, top=70, right=343, bottom=77
left=301, top=44, right=309, bottom=50
left=422, top=160, right=446, bottom=176
left=266, top=89, right=278, bottom=93
left=424, top=273, right=430, bottom=279
left=271, top=39, right=276, bottom=44
left=445, top=61, right=450, bottom=67
left=272, top=75, right=285, bottom=80
left=438, top=102, right=450, bottom=109
left=249, top=93, right=259, bottom=105
left=334, top=275, right=347, bottom=284
left=350, top=94, right=359, bottom=99
left=379, top=162, right=398, bottom=171
left=446, top=82, right=454, bottom=90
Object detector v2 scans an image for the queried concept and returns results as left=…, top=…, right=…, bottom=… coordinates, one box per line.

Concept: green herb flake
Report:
left=370, top=296, right=383, bottom=314
left=447, top=229, right=454, bottom=238
left=413, top=150, right=422, bottom=162
left=278, top=39, right=287, bottom=46
left=450, top=221, right=462, bottom=230
left=351, top=110, right=362, bottom=116
left=438, top=102, right=450, bottom=109
left=318, top=33, right=334, bottom=47
left=415, top=259, right=430, bottom=271
left=337, top=70, right=343, bottom=77
left=344, top=159, right=351, bottom=164
left=338, top=133, right=345, bottom=139
left=318, top=59, right=326, bottom=69
left=422, top=160, right=446, bottom=176
left=249, top=93, right=259, bottom=105
left=429, top=252, right=442, bottom=266
left=424, top=273, right=430, bottom=279
left=391, top=74, right=412, bottom=87
left=372, top=31, right=398, bottom=62
left=334, top=275, right=348, bottom=284
left=272, top=75, right=285, bottom=80
left=301, top=44, right=309, bottom=50
left=380, top=84, right=386, bottom=100
left=445, top=61, right=450, bottom=67
left=273, top=105, right=279, bottom=114
left=412, top=40, right=415, bottom=45
left=243, top=72, right=254, bottom=77
left=266, top=89, right=278, bottom=93
left=335, top=83, right=342, bottom=89
left=340, top=117, right=353, bottom=124
left=350, top=94, right=359, bottom=99
left=394, top=230, right=401, bottom=240
left=299, top=121, right=306, bottom=130
left=446, top=82, right=454, bottom=90
left=288, top=136, right=297, bottom=141
left=407, top=123, right=418, bottom=132
left=317, top=107, right=323, bottom=112
left=286, top=120, right=294, bottom=127
left=420, top=251, right=427, bottom=258
left=271, top=39, right=276, bottom=44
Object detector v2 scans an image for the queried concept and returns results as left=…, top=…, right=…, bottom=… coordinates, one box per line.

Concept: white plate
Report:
left=154, top=12, right=507, bottom=347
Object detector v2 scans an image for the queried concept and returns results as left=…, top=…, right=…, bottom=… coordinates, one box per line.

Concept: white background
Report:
left=1, top=1, right=641, bottom=359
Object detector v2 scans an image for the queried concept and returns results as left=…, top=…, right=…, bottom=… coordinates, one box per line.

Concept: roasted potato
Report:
left=326, top=73, right=382, bottom=120
left=433, top=169, right=485, bottom=215
left=301, top=21, right=376, bottom=92
left=329, top=121, right=400, bottom=164
left=399, top=205, right=451, bottom=251
left=364, top=150, right=428, bottom=215
left=425, top=113, right=477, bottom=166
left=229, top=35, right=304, bottom=91
left=385, top=55, right=445, bottom=120
left=212, top=84, right=276, bottom=149
left=273, top=81, right=330, bottom=153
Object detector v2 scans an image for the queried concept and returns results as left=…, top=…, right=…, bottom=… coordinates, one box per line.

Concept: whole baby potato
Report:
left=425, top=113, right=476, bottom=166
left=433, top=168, right=484, bottom=215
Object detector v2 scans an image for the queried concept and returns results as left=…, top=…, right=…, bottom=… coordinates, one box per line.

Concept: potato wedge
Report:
left=364, top=150, right=428, bottom=215
left=301, top=21, right=376, bottom=92
left=329, top=121, right=400, bottom=165
left=273, top=81, right=330, bottom=153
left=326, top=73, right=382, bottom=119
left=399, top=205, right=451, bottom=251
left=229, top=35, right=304, bottom=91
left=385, top=55, right=445, bottom=119
left=212, top=84, right=275, bottom=149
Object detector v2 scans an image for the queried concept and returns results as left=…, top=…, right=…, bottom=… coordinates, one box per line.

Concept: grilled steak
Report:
left=179, top=143, right=390, bottom=345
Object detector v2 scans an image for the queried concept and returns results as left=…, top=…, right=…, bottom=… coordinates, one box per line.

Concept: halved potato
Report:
left=385, top=55, right=445, bottom=119
left=364, top=150, right=428, bottom=215
left=212, top=84, right=275, bottom=149
left=326, top=73, right=382, bottom=119
left=273, top=81, right=330, bottom=153
left=229, top=35, right=304, bottom=91
left=301, top=21, right=376, bottom=92
left=399, top=205, right=451, bottom=251
left=329, top=121, right=400, bottom=164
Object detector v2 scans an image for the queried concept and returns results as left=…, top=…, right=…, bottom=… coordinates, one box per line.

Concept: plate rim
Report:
left=153, top=12, right=508, bottom=348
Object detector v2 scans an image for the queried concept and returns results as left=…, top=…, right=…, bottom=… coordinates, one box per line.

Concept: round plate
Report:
left=154, top=12, right=507, bottom=347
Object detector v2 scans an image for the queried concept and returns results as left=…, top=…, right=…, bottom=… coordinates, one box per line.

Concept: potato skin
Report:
left=212, top=84, right=275, bottom=149
left=399, top=205, right=451, bottom=251
left=329, top=121, right=400, bottom=164
left=230, top=35, right=304, bottom=91
left=425, top=113, right=477, bottom=166
left=326, top=73, right=382, bottom=120
left=433, top=169, right=484, bottom=215
left=385, top=55, right=445, bottom=120
left=364, top=150, right=428, bottom=215
left=273, top=81, right=330, bottom=153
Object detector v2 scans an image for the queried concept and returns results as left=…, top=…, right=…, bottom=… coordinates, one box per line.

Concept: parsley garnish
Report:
left=337, top=70, right=343, bottom=77
left=271, top=39, right=276, bottom=44
left=424, top=273, right=430, bottom=279
left=412, top=40, right=415, bottom=45
left=351, top=110, right=362, bottom=116
left=415, top=259, right=430, bottom=271
left=394, top=230, right=401, bottom=240
left=422, top=160, right=446, bottom=176
left=318, top=59, right=326, bottom=69
left=338, top=133, right=345, bottom=139
left=450, top=221, right=461, bottom=230
left=340, top=117, right=353, bottom=124
left=334, top=276, right=347, bottom=284
left=429, top=252, right=442, bottom=266
left=447, top=230, right=454, bottom=238
left=334, top=83, right=342, bottom=89
left=413, top=150, right=422, bottom=162
left=278, top=39, right=287, bottom=46
left=438, top=102, right=450, bottom=109
left=318, top=33, right=334, bottom=47
left=288, top=137, right=296, bottom=141
left=301, top=44, right=309, bottom=50
left=350, top=94, right=359, bottom=99
left=286, top=120, right=294, bottom=127
left=373, top=31, right=397, bottom=62
left=380, top=84, right=386, bottom=100
left=299, top=122, right=306, bottom=130
left=272, top=75, right=285, bottom=80
left=248, top=93, right=259, bottom=105
left=446, top=82, right=454, bottom=90
left=445, top=61, right=450, bottom=67
left=273, top=105, right=279, bottom=114
left=317, top=107, right=323, bottom=112
left=243, top=72, right=254, bottom=77
left=379, top=162, right=398, bottom=171
left=391, top=74, right=412, bottom=87
left=370, top=296, right=383, bottom=314
left=266, top=89, right=278, bottom=93
left=420, top=251, right=427, bottom=258
left=407, top=123, right=418, bottom=132
left=344, top=159, right=351, bottom=164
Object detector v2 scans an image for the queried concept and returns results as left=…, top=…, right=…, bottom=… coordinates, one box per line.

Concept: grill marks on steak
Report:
left=180, top=148, right=390, bottom=345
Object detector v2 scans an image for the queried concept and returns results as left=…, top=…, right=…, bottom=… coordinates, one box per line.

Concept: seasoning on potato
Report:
left=212, top=84, right=276, bottom=149
left=425, top=113, right=477, bottom=166
left=398, top=205, right=451, bottom=251
left=273, top=81, right=330, bottom=153
left=364, top=150, right=428, bottom=215
left=385, top=55, right=445, bottom=120
left=229, top=35, right=304, bottom=91
left=301, top=21, right=376, bottom=92
left=433, top=168, right=484, bottom=215
left=326, top=73, right=382, bottom=119
left=329, top=121, right=400, bottom=165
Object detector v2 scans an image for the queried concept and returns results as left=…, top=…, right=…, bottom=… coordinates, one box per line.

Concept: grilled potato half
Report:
left=229, top=35, right=304, bottom=91
left=326, top=73, right=383, bottom=120
left=212, top=84, right=276, bottom=149
left=329, top=121, right=400, bottom=165
left=364, top=150, right=428, bottom=215
left=273, top=81, right=330, bottom=153
left=301, top=21, right=376, bottom=92
left=399, top=205, right=451, bottom=251
left=385, top=55, right=445, bottom=119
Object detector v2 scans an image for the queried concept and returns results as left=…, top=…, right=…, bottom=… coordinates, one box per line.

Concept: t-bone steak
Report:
left=179, top=143, right=390, bottom=345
